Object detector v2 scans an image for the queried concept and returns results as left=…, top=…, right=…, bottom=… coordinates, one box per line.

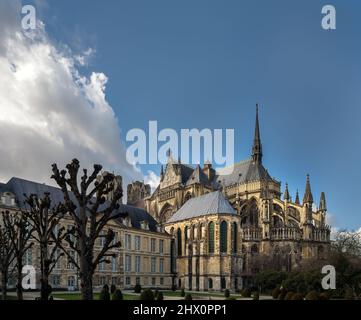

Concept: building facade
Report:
left=145, top=106, right=331, bottom=291
left=0, top=177, right=172, bottom=291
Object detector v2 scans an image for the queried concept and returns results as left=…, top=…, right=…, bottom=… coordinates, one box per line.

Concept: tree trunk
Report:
left=1, top=270, right=8, bottom=300
left=16, top=259, right=23, bottom=300
left=40, top=242, right=51, bottom=301
left=80, top=256, right=93, bottom=300
left=40, top=276, right=50, bottom=301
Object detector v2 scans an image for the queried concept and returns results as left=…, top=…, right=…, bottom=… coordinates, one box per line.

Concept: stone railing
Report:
left=159, top=189, right=175, bottom=201
left=312, top=228, right=330, bottom=242
left=271, top=227, right=302, bottom=240
left=241, top=227, right=262, bottom=241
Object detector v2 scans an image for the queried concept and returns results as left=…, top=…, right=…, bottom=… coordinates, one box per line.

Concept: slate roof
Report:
left=0, top=182, right=7, bottom=193
left=186, top=165, right=211, bottom=186
left=4, top=177, right=66, bottom=208
left=174, top=163, right=194, bottom=185
left=166, top=190, right=236, bottom=223
left=0, top=177, right=159, bottom=232
left=115, top=204, right=159, bottom=232
left=215, top=158, right=274, bottom=187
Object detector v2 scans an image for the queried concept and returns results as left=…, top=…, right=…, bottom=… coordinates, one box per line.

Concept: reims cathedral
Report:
left=130, top=106, right=331, bottom=291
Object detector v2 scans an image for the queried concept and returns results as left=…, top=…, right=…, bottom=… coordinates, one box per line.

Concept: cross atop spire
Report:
left=252, top=103, right=263, bottom=164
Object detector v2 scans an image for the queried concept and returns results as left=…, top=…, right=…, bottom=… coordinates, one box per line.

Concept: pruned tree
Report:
left=2, top=210, right=34, bottom=300
left=51, top=159, right=126, bottom=300
left=22, top=193, right=66, bottom=300
left=0, top=212, right=16, bottom=300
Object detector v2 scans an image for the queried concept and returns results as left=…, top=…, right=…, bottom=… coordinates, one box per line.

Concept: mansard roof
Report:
left=216, top=158, right=274, bottom=187
left=115, top=204, right=159, bottom=232
left=0, top=177, right=160, bottom=233
left=4, top=177, right=67, bottom=208
left=166, top=190, right=236, bottom=223
left=0, top=182, right=7, bottom=193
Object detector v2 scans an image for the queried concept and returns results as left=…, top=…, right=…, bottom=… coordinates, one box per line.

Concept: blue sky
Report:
left=25, top=0, right=361, bottom=229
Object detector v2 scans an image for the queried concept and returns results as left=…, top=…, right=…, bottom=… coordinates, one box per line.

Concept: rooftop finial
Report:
left=319, top=192, right=327, bottom=211
left=284, top=182, right=290, bottom=201
left=303, top=174, right=313, bottom=204
left=251, top=103, right=263, bottom=164
left=295, top=189, right=300, bottom=204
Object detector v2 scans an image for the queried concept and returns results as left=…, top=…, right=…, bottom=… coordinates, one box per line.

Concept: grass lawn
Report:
left=161, top=290, right=241, bottom=299
left=52, top=290, right=243, bottom=300
left=52, top=293, right=139, bottom=300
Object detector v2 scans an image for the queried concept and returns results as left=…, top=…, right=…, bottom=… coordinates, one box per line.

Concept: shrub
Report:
left=277, top=291, right=287, bottom=300
left=272, top=288, right=280, bottom=299
left=291, top=293, right=303, bottom=300
left=224, top=289, right=230, bottom=298
left=252, top=291, right=259, bottom=300
left=254, top=271, right=288, bottom=292
left=305, top=291, right=320, bottom=300
left=157, top=292, right=164, bottom=301
left=319, top=292, right=330, bottom=300
left=185, top=293, right=192, bottom=300
left=181, top=288, right=185, bottom=297
left=110, top=284, right=116, bottom=294
left=140, top=289, right=155, bottom=301
left=99, top=285, right=110, bottom=301
left=241, top=288, right=252, bottom=298
left=284, top=291, right=295, bottom=300
left=134, top=284, right=142, bottom=293
left=344, top=288, right=355, bottom=300
left=112, top=289, right=123, bottom=300
left=154, top=289, right=159, bottom=299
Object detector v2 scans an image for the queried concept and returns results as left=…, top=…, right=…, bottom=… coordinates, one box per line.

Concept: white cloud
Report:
left=0, top=0, right=142, bottom=188
left=144, top=170, right=160, bottom=191
left=74, top=48, right=95, bottom=66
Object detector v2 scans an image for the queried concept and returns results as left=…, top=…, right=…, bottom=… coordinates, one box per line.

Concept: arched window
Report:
left=249, top=201, right=259, bottom=226
left=221, top=277, right=226, bottom=290
left=208, top=222, right=215, bottom=253
left=251, top=244, right=258, bottom=255
left=208, top=278, right=213, bottom=289
left=184, top=226, right=189, bottom=241
left=272, top=215, right=284, bottom=228
left=177, top=228, right=182, bottom=256
left=232, top=222, right=238, bottom=254
left=220, top=221, right=228, bottom=253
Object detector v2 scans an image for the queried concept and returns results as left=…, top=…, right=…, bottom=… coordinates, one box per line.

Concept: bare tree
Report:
left=2, top=210, right=34, bottom=300
left=23, top=193, right=66, bottom=300
left=0, top=212, right=16, bottom=300
left=51, top=159, right=126, bottom=300
left=332, top=229, right=361, bottom=256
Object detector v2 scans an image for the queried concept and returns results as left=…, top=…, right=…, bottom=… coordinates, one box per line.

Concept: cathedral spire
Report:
left=319, top=192, right=327, bottom=211
left=295, top=189, right=300, bottom=205
left=251, top=103, right=263, bottom=164
left=303, top=174, right=313, bottom=204
left=284, top=183, right=290, bottom=201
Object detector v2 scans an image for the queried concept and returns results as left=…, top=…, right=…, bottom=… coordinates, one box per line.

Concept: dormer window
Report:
left=1, top=192, right=16, bottom=207
left=156, top=224, right=164, bottom=233
left=123, top=216, right=132, bottom=227
left=140, top=220, right=149, bottom=230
